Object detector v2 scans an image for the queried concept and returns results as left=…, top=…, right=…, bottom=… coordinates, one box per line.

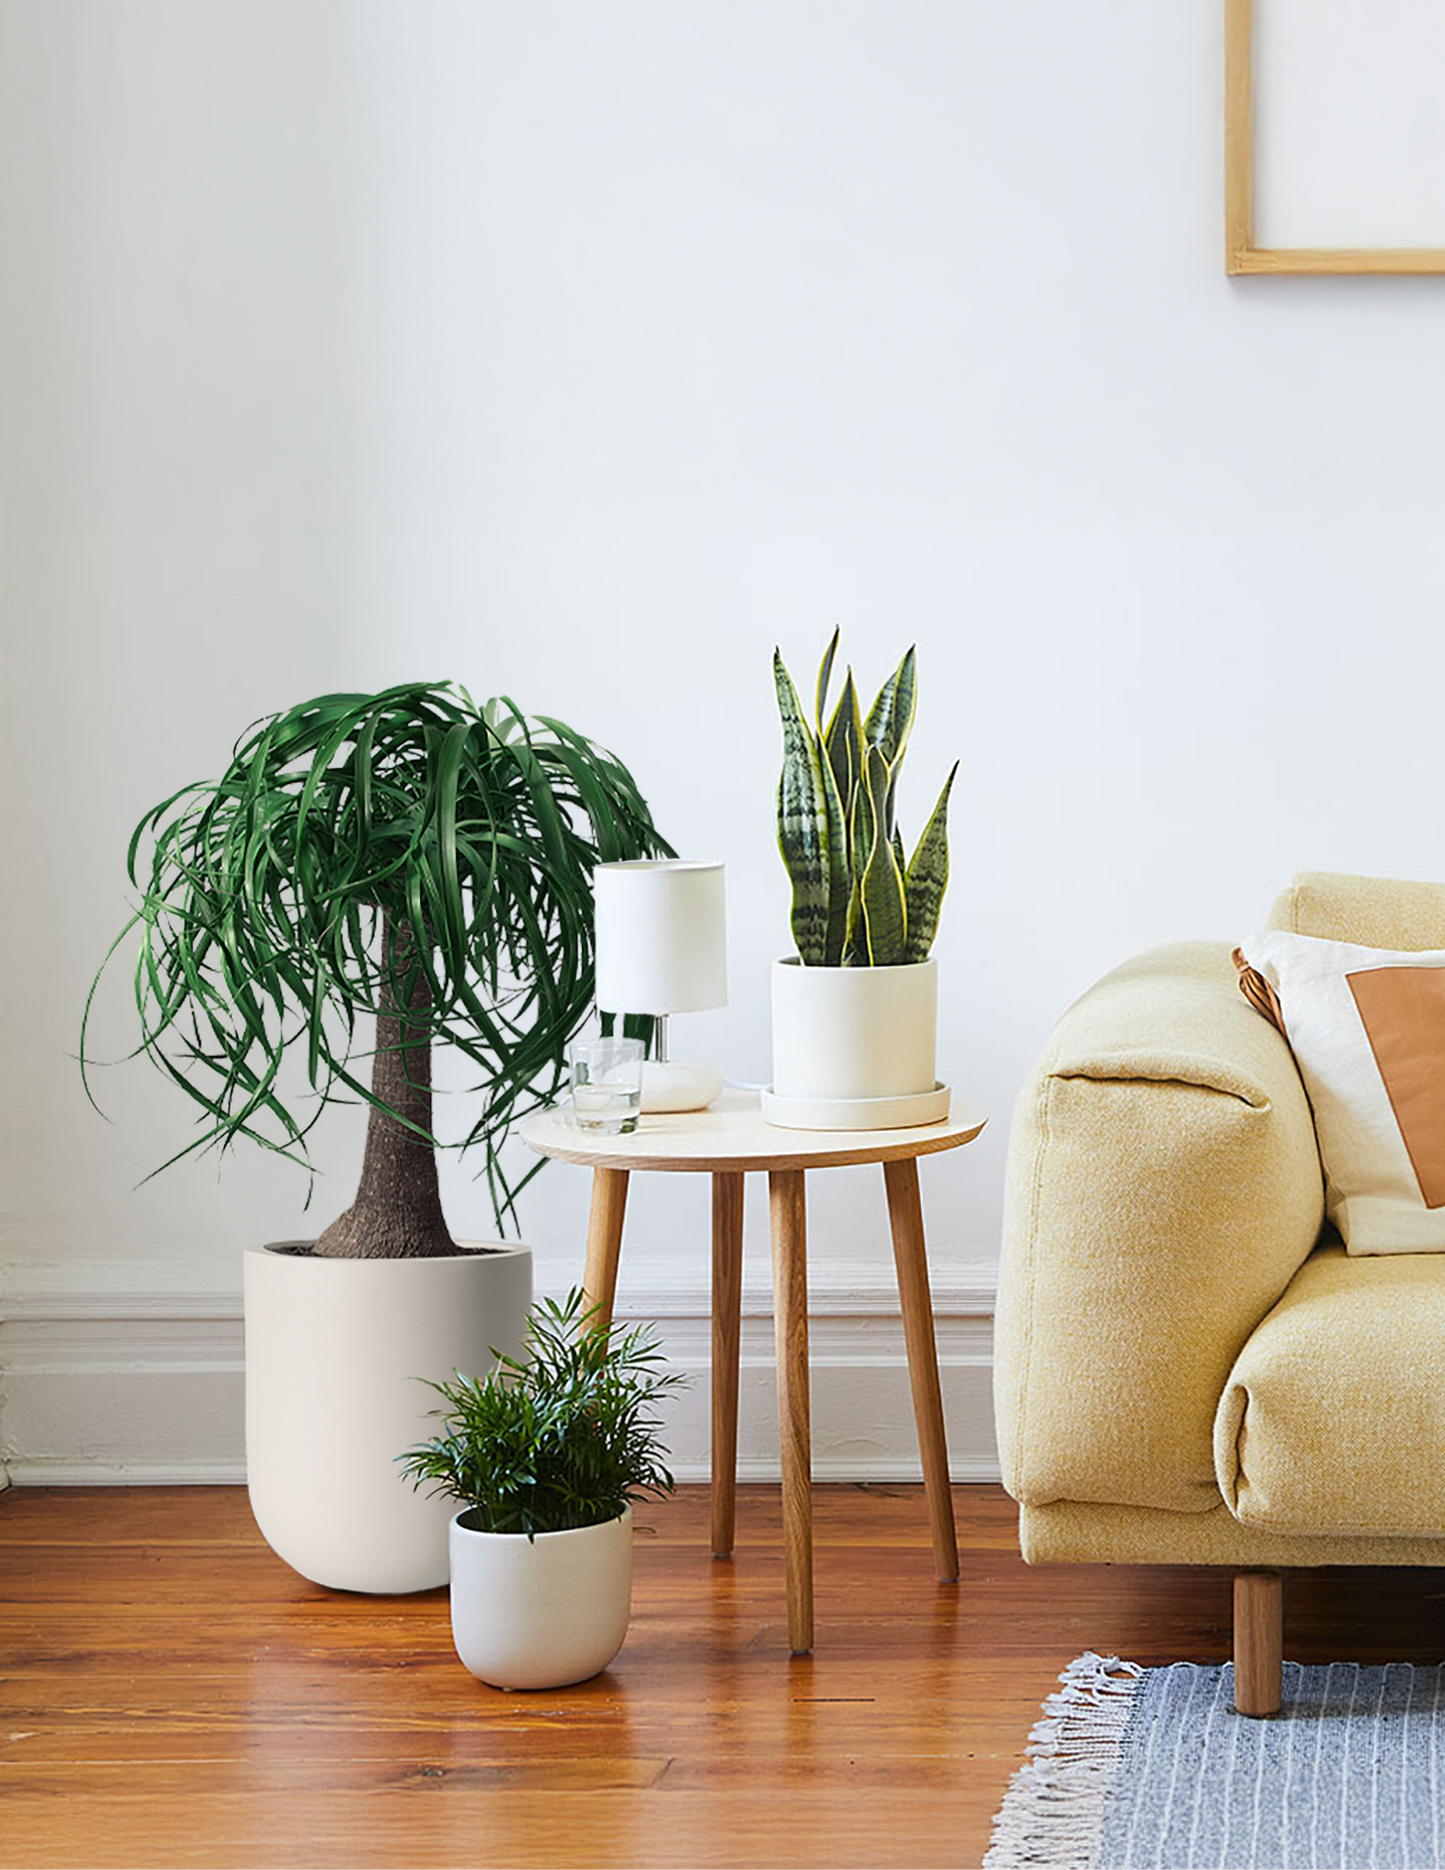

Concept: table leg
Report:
left=583, top=1168, right=629, bottom=1332
left=711, top=1172, right=745, bottom=1560
left=768, top=1167, right=813, bottom=1653
left=883, top=1157, right=959, bottom=1584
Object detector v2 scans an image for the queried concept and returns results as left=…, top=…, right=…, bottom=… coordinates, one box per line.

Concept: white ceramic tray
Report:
left=759, top=1082, right=952, bottom=1132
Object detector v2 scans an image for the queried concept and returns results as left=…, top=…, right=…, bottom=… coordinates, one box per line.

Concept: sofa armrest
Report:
left=994, top=941, right=1324, bottom=1518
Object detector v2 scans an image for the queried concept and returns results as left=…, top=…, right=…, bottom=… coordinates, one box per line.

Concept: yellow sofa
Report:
left=994, top=872, right=1445, bottom=1714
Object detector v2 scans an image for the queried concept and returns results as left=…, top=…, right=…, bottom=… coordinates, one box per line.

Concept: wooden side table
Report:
left=521, top=1090, right=986, bottom=1653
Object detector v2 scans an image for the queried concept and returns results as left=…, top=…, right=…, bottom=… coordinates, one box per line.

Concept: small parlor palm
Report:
left=400, top=1291, right=683, bottom=1536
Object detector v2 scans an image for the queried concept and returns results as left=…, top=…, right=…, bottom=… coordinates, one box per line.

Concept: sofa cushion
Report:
left=1269, top=871, right=1445, bottom=951
left=1237, top=930, right=1445, bottom=1254
left=1216, top=1246, right=1445, bottom=1537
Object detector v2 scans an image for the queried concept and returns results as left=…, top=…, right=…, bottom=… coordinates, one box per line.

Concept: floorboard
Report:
left=4, top=1484, right=1444, bottom=1868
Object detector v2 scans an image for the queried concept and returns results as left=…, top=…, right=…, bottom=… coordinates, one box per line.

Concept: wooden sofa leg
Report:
left=1233, top=1570, right=1283, bottom=1717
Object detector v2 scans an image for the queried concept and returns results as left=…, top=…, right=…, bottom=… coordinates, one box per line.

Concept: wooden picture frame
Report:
left=1225, top=0, right=1445, bottom=275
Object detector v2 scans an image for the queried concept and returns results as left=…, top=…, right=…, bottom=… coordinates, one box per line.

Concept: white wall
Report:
left=5, top=0, right=1445, bottom=1476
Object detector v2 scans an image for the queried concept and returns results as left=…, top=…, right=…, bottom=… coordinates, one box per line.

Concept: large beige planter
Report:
left=244, top=1242, right=532, bottom=1594
left=449, top=1507, right=632, bottom=1690
left=765, top=957, right=947, bottom=1129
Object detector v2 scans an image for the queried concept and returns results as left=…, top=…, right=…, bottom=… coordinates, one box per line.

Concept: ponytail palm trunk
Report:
left=85, top=683, right=670, bottom=1254
left=314, top=916, right=451, bottom=1260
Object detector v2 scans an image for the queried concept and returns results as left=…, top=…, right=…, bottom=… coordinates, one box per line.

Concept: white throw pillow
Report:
left=1237, top=930, right=1445, bottom=1255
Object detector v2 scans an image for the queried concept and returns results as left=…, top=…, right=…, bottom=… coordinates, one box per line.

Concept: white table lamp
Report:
left=594, top=860, right=727, bottom=1112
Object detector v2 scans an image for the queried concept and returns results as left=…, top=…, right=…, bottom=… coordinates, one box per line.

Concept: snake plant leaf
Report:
left=842, top=761, right=872, bottom=963
left=843, top=876, right=863, bottom=964
left=773, top=650, right=833, bottom=965
left=859, top=744, right=908, bottom=967
left=816, top=732, right=851, bottom=967
left=863, top=645, right=917, bottom=770
left=810, top=632, right=851, bottom=961
left=850, top=743, right=875, bottom=881
left=823, top=668, right=863, bottom=827
left=814, top=626, right=840, bottom=738
left=904, top=761, right=957, bottom=964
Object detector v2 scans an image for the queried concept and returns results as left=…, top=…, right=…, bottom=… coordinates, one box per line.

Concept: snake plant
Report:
left=774, top=633, right=956, bottom=967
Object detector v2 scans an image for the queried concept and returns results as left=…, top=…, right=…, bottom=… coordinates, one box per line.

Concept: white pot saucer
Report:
left=760, top=1081, right=952, bottom=1132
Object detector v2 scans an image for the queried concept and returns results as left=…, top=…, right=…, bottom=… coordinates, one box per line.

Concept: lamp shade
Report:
left=593, top=861, right=727, bottom=1015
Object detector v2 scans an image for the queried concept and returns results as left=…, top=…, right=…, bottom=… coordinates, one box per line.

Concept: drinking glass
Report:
left=568, top=1036, right=644, bottom=1135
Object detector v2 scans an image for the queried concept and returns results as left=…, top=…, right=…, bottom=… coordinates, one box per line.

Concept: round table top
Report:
left=521, top=1088, right=987, bottom=1175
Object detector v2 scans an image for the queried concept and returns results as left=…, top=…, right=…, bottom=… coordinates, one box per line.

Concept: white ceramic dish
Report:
left=759, top=1081, right=952, bottom=1132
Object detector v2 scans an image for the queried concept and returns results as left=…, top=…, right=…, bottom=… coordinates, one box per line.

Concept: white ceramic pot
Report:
left=770, top=956, right=939, bottom=1111
left=244, top=1242, right=532, bottom=1595
left=449, top=1507, right=632, bottom=1690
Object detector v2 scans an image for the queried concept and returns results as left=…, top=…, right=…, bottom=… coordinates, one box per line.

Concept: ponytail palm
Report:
left=83, top=682, right=671, bottom=1255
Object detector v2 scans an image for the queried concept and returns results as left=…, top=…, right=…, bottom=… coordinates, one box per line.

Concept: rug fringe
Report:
left=982, top=1652, right=1144, bottom=1870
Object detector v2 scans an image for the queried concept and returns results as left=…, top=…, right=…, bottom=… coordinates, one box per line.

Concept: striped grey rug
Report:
left=986, top=1653, right=1445, bottom=1869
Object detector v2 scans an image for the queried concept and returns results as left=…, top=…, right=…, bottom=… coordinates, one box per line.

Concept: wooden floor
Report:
left=5, top=1485, right=1445, bottom=1870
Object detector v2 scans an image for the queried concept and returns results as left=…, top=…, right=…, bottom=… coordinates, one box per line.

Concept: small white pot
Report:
left=449, top=1506, right=632, bottom=1690
left=244, top=1242, right=532, bottom=1595
left=771, top=956, right=938, bottom=1108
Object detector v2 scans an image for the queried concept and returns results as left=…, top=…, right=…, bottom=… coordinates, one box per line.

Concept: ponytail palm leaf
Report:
left=83, top=681, right=671, bottom=1247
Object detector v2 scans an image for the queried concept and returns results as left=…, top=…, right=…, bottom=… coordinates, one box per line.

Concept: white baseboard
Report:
left=0, top=1260, right=999, bottom=1487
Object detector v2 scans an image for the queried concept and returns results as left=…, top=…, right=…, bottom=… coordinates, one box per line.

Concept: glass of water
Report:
left=568, top=1036, right=644, bottom=1135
